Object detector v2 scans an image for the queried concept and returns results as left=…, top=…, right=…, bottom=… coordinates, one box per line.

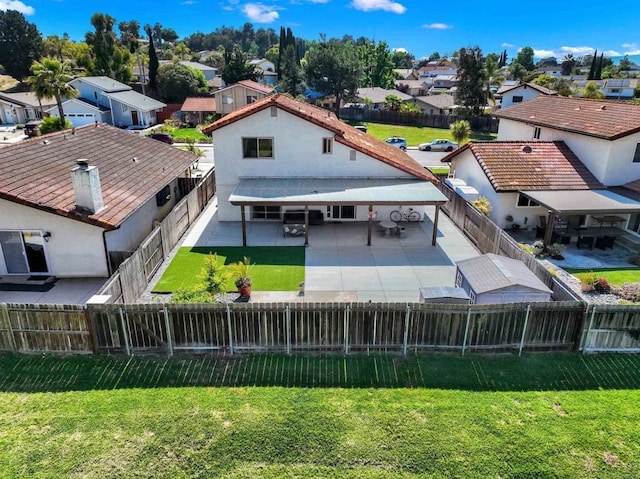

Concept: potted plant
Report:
left=298, top=282, right=305, bottom=294
left=546, top=243, right=565, bottom=260
left=578, top=271, right=598, bottom=292
left=230, top=256, right=255, bottom=298
left=531, top=240, right=545, bottom=256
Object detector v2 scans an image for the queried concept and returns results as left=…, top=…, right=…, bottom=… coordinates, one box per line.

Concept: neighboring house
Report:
left=248, top=59, right=278, bottom=86
left=354, top=87, right=413, bottom=109
left=248, top=58, right=275, bottom=72
left=441, top=141, right=604, bottom=229
left=394, top=69, right=417, bottom=80
left=534, top=66, right=563, bottom=77
left=601, top=78, right=639, bottom=100
left=258, top=70, right=278, bottom=87
left=418, top=62, right=457, bottom=79
left=181, top=97, right=217, bottom=126
left=414, top=94, right=455, bottom=115
left=49, top=76, right=166, bottom=128
left=213, top=80, right=274, bottom=116
left=201, top=94, right=448, bottom=245
left=395, top=80, right=429, bottom=97
left=0, top=92, right=56, bottom=125
left=0, top=123, right=197, bottom=278
left=455, top=253, right=552, bottom=304
left=178, top=61, right=217, bottom=81
left=498, top=82, right=557, bottom=109
left=429, top=75, right=457, bottom=94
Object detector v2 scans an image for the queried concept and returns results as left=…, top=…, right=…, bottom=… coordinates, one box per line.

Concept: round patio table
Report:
left=379, top=220, right=397, bottom=235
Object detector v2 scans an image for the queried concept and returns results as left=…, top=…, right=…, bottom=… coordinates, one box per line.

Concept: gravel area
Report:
left=541, top=260, right=623, bottom=305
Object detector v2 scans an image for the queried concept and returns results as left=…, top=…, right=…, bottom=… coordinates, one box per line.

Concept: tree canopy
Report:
left=27, top=57, right=78, bottom=120
left=456, top=46, right=485, bottom=115
left=221, top=47, right=259, bottom=85
left=157, top=63, right=200, bottom=102
left=359, top=41, right=395, bottom=90
left=0, top=10, right=42, bottom=80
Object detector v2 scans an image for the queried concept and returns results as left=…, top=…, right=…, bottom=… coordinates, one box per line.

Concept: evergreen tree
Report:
left=221, top=47, right=259, bottom=85
left=456, top=46, right=486, bottom=115
left=145, top=25, right=159, bottom=92
left=595, top=52, right=604, bottom=80
left=0, top=10, right=43, bottom=80
left=588, top=49, right=598, bottom=80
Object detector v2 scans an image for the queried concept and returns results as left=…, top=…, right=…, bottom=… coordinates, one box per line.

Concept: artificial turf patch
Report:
left=152, top=246, right=305, bottom=292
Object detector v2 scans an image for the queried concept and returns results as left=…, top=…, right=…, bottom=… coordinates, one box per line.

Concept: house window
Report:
left=469, top=290, right=477, bottom=305
left=516, top=193, right=540, bottom=208
left=349, top=150, right=356, bottom=161
left=610, top=88, right=620, bottom=93
left=331, top=205, right=356, bottom=219
left=242, top=137, right=273, bottom=159
left=252, top=205, right=281, bottom=220
left=121, top=103, right=129, bottom=113
left=512, top=95, right=523, bottom=103
left=270, top=106, right=277, bottom=117
left=533, top=127, right=541, bottom=139
left=94, top=91, right=98, bottom=100
left=246, top=95, right=257, bottom=104
left=633, top=144, right=640, bottom=163
left=455, top=271, right=462, bottom=287
left=322, top=138, right=333, bottom=154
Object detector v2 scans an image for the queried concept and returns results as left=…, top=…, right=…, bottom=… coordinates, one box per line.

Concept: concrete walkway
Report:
left=176, top=199, right=480, bottom=302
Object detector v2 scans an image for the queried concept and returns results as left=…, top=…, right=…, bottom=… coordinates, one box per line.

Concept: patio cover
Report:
left=229, top=177, right=448, bottom=246
left=520, top=189, right=640, bottom=215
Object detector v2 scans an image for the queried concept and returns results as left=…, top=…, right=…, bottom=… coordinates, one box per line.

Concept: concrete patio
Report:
left=165, top=198, right=481, bottom=302
left=0, top=277, right=106, bottom=305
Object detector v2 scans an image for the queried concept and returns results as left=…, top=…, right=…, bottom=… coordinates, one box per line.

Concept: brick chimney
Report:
left=71, top=159, right=104, bottom=213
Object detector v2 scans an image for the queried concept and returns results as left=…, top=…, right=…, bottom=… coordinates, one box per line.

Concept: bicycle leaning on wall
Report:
left=389, top=206, right=421, bottom=222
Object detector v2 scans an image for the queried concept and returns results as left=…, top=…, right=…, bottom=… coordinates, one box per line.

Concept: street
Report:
left=406, top=148, right=449, bottom=168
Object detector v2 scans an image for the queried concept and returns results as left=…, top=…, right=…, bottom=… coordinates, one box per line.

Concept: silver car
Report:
left=418, top=139, right=458, bottom=152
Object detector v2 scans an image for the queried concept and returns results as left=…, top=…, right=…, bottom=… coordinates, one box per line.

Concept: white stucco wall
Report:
left=498, top=119, right=640, bottom=186
left=500, top=86, right=544, bottom=109
left=213, top=106, right=418, bottom=221
left=0, top=199, right=108, bottom=277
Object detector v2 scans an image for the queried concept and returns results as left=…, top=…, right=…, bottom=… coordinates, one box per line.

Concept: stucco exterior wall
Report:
left=500, top=86, right=544, bottom=109
left=213, top=107, right=418, bottom=221
left=0, top=199, right=108, bottom=277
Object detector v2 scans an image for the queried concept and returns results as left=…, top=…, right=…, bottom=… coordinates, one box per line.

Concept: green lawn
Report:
left=1, top=353, right=639, bottom=478
left=363, top=122, right=496, bottom=147
left=153, top=246, right=305, bottom=293
left=170, top=127, right=211, bottom=143
left=566, top=267, right=640, bottom=285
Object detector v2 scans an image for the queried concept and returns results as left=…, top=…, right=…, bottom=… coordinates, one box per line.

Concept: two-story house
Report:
left=48, top=76, right=166, bottom=128
left=202, top=95, right=448, bottom=246
left=213, top=80, right=274, bottom=116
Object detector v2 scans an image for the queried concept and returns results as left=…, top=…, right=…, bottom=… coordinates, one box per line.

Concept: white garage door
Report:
left=66, top=113, right=96, bottom=127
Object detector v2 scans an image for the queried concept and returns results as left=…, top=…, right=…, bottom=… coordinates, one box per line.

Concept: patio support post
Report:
left=240, top=205, right=247, bottom=246
left=432, top=204, right=441, bottom=246
left=163, top=306, right=174, bottom=357
left=543, top=211, right=557, bottom=246
left=518, top=304, right=531, bottom=357
left=367, top=205, right=373, bottom=246
left=304, top=205, right=309, bottom=245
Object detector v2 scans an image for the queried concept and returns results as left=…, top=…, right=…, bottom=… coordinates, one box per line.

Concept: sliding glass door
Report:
left=0, top=231, right=49, bottom=275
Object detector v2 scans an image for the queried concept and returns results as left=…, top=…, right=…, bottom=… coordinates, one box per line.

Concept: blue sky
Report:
left=3, top=0, right=640, bottom=60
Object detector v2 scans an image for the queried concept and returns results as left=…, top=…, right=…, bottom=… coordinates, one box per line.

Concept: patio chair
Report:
left=283, top=224, right=305, bottom=237
left=577, top=235, right=594, bottom=250
left=535, top=225, right=546, bottom=239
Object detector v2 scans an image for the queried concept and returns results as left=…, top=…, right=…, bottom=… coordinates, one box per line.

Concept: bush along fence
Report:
left=2, top=300, right=640, bottom=356
left=96, top=168, right=216, bottom=304
left=339, top=108, right=499, bottom=132
left=436, top=182, right=581, bottom=302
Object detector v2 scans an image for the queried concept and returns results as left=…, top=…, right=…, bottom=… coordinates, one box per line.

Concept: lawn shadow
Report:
left=2, top=352, right=640, bottom=394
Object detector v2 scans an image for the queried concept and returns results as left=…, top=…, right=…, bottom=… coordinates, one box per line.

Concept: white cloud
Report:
left=533, top=49, right=555, bottom=58
left=351, top=0, right=406, bottom=14
left=501, top=42, right=514, bottom=48
left=392, top=47, right=407, bottom=53
left=422, top=22, right=452, bottom=30
left=625, top=50, right=640, bottom=55
left=242, top=3, right=279, bottom=22
left=622, top=42, right=637, bottom=49
left=557, top=45, right=595, bottom=55
left=307, top=0, right=329, bottom=3
left=0, top=0, right=35, bottom=14
left=180, top=0, right=197, bottom=4
left=603, top=50, right=621, bottom=57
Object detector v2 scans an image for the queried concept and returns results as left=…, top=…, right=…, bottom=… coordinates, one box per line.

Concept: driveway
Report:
left=148, top=198, right=481, bottom=302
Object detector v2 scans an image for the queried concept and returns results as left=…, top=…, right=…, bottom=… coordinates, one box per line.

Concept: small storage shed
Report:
left=419, top=286, right=469, bottom=304
left=455, top=253, right=552, bottom=304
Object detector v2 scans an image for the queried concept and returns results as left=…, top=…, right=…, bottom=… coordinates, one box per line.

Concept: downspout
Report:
left=102, top=229, right=114, bottom=276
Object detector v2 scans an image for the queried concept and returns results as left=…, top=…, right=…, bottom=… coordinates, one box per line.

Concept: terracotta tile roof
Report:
left=237, top=79, right=274, bottom=94
left=181, top=97, right=216, bottom=112
left=0, top=124, right=196, bottom=229
left=442, top=141, right=603, bottom=192
left=495, top=96, right=640, bottom=140
left=202, top=94, right=436, bottom=182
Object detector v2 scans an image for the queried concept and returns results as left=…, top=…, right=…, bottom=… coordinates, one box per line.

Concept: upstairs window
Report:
left=246, top=95, right=257, bottom=104
left=512, top=95, right=523, bottom=103
left=242, top=137, right=273, bottom=159
left=517, top=193, right=540, bottom=207
left=533, top=127, right=541, bottom=139
left=634, top=144, right=640, bottom=163
left=323, top=138, right=333, bottom=154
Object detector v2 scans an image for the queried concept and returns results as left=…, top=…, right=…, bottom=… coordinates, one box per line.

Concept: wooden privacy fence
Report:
left=97, top=169, right=216, bottom=303
left=436, top=182, right=581, bottom=302
left=0, top=301, right=598, bottom=355
left=339, top=108, right=499, bottom=132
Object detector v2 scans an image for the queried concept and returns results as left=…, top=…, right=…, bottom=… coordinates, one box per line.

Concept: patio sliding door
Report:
left=0, top=230, right=50, bottom=275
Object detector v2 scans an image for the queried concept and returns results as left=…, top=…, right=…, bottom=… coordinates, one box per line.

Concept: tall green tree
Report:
left=560, top=54, right=576, bottom=76
left=456, top=46, right=486, bottom=115
left=277, top=27, right=302, bottom=96
left=27, top=58, right=78, bottom=122
left=85, top=13, right=118, bottom=75
left=304, top=37, right=362, bottom=116
left=157, top=63, right=200, bottom=102
left=588, top=49, right=598, bottom=80
left=594, top=52, right=604, bottom=80
left=383, top=94, right=403, bottom=111
left=221, top=47, right=259, bottom=85
left=391, top=50, right=414, bottom=69
left=145, top=25, right=159, bottom=92
left=0, top=10, right=42, bottom=80
left=450, top=120, right=471, bottom=145
left=483, top=54, right=504, bottom=106
left=582, top=81, right=605, bottom=99
left=514, top=46, right=535, bottom=71
left=359, top=41, right=395, bottom=89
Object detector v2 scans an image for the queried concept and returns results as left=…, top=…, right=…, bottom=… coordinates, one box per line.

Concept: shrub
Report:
left=594, top=278, right=611, bottom=294
left=546, top=243, right=564, bottom=257
left=471, top=197, right=492, bottom=216
left=612, top=282, right=640, bottom=303
left=576, top=271, right=598, bottom=285
left=39, top=117, right=73, bottom=135
left=171, top=286, right=214, bottom=303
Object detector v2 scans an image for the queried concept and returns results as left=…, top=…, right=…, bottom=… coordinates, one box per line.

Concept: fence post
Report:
left=583, top=305, right=597, bottom=355
left=285, top=305, right=291, bottom=355
left=344, top=305, right=350, bottom=354
left=403, top=304, right=411, bottom=356
left=163, top=306, right=174, bottom=357
left=462, top=307, right=472, bottom=356
left=84, top=306, right=98, bottom=354
left=226, top=305, right=234, bottom=355
left=518, top=304, right=531, bottom=357
left=0, top=303, right=16, bottom=352
left=118, top=307, right=131, bottom=356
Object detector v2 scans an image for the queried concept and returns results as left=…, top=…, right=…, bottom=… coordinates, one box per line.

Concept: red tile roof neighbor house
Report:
left=441, top=141, right=604, bottom=192
left=495, top=96, right=640, bottom=140
left=181, top=97, right=216, bottom=112
left=0, top=124, right=197, bottom=229
left=203, top=94, right=437, bottom=182
left=237, top=79, right=274, bottom=94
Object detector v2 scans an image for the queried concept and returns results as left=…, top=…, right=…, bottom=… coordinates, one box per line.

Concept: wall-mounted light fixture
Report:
left=43, top=231, right=52, bottom=242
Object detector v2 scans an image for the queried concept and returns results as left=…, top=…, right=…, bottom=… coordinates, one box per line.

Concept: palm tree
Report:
left=27, top=58, right=78, bottom=123
left=450, top=120, right=471, bottom=146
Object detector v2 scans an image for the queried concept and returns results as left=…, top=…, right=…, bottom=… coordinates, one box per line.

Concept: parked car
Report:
left=24, top=120, right=42, bottom=138
left=418, top=139, right=458, bottom=152
left=354, top=125, right=367, bottom=133
left=149, top=133, right=174, bottom=144
left=384, top=136, right=407, bottom=151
